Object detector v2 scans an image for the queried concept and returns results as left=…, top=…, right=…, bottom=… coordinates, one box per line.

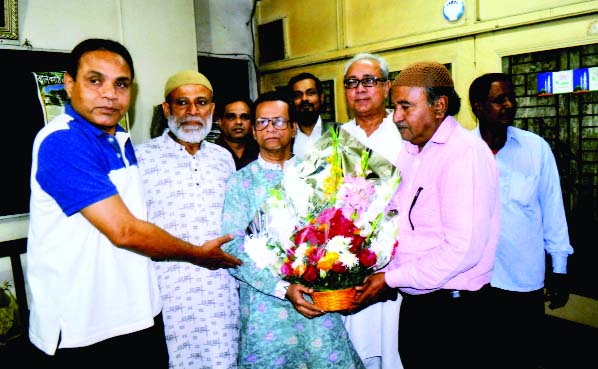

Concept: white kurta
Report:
left=341, top=111, right=404, bottom=369
left=136, top=131, right=239, bottom=369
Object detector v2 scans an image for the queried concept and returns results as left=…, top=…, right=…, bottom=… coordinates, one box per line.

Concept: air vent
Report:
left=258, top=19, right=285, bottom=63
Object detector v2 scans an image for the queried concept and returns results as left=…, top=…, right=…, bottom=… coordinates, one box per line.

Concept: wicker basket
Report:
left=311, top=287, right=356, bottom=312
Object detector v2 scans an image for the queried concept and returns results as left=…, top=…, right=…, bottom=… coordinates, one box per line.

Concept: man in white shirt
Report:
left=340, top=53, right=404, bottom=369
left=288, top=72, right=337, bottom=159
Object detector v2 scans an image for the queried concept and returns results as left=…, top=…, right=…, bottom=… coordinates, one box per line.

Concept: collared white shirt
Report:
left=293, top=116, right=323, bottom=160
left=341, top=110, right=403, bottom=165
left=473, top=125, right=573, bottom=291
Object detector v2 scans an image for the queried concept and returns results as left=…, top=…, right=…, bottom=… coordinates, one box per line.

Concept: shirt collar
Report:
left=297, top=116, right=323, bottom=138
left=474, top=123, right=520, bottom=147
left=65, top=103, right=127, bottom=138
left=257, top=154, right=296, bottom=171
left=403, top=115, right=459, bottom=154
left=160, top=128, right=207, bottom=153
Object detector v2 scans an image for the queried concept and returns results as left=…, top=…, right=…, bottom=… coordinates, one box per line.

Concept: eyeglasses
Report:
left=408, top=187, right=423, bottom=231
left=254, top=117, right=289, bottom=131
left=343, top=77, right=386, bottom=89
left=223, top=113, right=251, bottom=121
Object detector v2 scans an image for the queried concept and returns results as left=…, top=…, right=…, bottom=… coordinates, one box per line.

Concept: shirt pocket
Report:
left=508, top=171, right=538, bottom=207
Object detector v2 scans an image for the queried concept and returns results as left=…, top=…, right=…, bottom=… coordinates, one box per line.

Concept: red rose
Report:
left=359, top=249, right=377, bottom=267
left=302, top=264, right=318, bottom=283
left=331, top=262, right=348, bottom=273
left=294, top=224, right=325, bottom=246
left=326, top=209, right=356, bottom=239
left=350, top=234, right=366, bottom=248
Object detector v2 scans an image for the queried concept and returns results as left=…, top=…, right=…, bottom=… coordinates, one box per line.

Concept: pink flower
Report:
left=339, top=176, right=375, bottom=218
left=280, top=262, right=293, bottom=277
left=307, top=246, right=326, bottom=264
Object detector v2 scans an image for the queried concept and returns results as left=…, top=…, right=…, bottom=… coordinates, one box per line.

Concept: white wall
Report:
left=194, top=0, right=258, bottom=98
left=195, top=0, right=253, bottom=56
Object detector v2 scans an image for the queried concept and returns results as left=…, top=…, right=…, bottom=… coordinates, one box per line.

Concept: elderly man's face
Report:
left=64, top=50, right=132, bottom=134
left=391, top=85, right=441, bottom=149
left=162, top=84, right=214, bottom=143
left=344, top=59, right=389, bottom=117
left=253, top=100, right=296, bottom=155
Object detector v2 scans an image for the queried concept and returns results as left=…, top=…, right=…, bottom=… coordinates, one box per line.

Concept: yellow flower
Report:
left=322, top=127, right=343, bottom=204
left=294, top=264, right=306, bottom=276
left=317, top=251, right=339, bottom=271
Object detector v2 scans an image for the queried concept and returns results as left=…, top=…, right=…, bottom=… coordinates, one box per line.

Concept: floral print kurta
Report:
left=222, top=157, right=365, bottom=369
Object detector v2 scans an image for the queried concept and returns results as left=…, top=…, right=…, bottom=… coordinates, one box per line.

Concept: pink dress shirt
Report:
left=385, top=116, right=500, bottom=294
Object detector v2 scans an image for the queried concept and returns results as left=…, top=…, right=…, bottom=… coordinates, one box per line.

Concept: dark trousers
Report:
left=399, top=285, right=493, bottom=369
left=30, top=313, right=169, bottom=369
left=486, top=287, right=545, bottom=369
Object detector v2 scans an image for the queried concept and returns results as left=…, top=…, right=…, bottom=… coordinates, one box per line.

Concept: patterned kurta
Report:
left=221, top=157, right=365, bottom=369
left=136, top=130, right=239, bottom=369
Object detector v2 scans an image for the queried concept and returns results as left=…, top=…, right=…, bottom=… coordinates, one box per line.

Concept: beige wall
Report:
left=256, top=0, right=598, bottom=129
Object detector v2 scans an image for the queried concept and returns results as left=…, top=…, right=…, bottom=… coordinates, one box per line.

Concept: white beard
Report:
left=167, top=114, right=212, bottom=143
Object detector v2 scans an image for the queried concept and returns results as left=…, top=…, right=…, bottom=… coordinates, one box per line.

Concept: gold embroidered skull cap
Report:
left=164, top=70, right=213, bottom=99
left=392, top=61, right=454, bottom=88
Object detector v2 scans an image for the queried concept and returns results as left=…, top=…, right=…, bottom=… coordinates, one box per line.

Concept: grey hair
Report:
left=343, top=53, right=390, bottom=79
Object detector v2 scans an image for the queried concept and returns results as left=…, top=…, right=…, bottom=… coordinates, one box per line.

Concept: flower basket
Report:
left=311, top=287, right=356, bottom=312
left=243, top=127, right=401, bottom=303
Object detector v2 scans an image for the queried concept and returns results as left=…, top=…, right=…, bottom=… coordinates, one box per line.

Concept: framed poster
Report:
left=33, top=72, right=69, bottom=124
left=0, top=0, right=18, bottom=40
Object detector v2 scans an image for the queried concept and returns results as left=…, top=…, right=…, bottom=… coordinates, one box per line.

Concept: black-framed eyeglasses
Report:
left=343, top=77, right=386, bottom=89
left=254, top=117, right=289, bottom=131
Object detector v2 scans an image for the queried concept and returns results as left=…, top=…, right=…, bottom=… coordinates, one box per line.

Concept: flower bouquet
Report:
left=244, top=127, right=401, bottom=311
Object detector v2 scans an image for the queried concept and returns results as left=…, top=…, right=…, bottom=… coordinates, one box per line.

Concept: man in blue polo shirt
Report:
left=26, top=38, right=241, bottom=368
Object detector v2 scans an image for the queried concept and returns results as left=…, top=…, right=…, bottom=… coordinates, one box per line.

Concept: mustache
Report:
left=176, top=115, right=206, bottom=125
